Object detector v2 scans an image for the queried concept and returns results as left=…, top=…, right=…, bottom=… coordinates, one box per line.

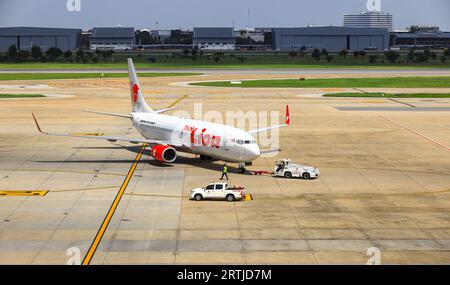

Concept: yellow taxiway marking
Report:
left=208, top=91, right=231, bottom=95
left=167, top=94, right=188, bottom=108
left=143, top=91, right=165, bottom=95
left=361, top=100, right=386, bottom=104
left=70, top=133, right=104, bottom=136
left=322, top=88, right=344, bottom=92
left=0, top=190, right=48, bottom=197
left=82, top=143, right=147, bottom=265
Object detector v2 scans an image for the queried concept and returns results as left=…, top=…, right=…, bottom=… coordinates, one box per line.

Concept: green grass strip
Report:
left=323, top=92, right=450, bottom=98
left=0, top=72, right=200, bottom=81
left=191, top=77, right=450, bottom=88
left=0, top=94, right=46, bottom=98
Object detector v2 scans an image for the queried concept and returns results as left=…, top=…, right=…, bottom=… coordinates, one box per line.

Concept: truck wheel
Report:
left=302, top=173, right=310, bottom=179
left=284, top=172, right=292, bottom=178
left=226, top=194, right=235, bottom=202
left=238, top=167, right=246, bottom=174
left=194, top=194, right=203, bottom=201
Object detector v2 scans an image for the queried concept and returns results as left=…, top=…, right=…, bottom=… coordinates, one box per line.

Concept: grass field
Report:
left=0, top=72, right=201, bottom=81
left=0, top=94, right=45, bottom=98
left=191, top=77, right=450, bottom=88
left=323, top=92, right=450, bottom=98
left=0, top=56, right=449, bottom=70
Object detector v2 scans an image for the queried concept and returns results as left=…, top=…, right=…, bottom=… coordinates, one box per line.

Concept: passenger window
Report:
left=245, top=140, right=250, bottom=144
left=205, top=184, right=215, bottom=190
left=215, top=184, right=223, bottom=190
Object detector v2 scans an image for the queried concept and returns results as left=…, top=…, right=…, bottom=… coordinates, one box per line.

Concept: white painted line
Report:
left=381, top=115, right=449, bottom=151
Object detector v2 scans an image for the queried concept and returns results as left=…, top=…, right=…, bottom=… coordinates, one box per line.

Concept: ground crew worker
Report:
left=220, top=163, right=229, bottom=180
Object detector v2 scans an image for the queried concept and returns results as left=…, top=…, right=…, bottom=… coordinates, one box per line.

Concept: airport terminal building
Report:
left=90, top=27, right=135, bottom=50
left=272, top=26, right=389, bottom=51
left=0, top=27, right=81, bottom=52
left=391, top=28, right=450, bottom=49
left=193, top=27, right=236, bottom=50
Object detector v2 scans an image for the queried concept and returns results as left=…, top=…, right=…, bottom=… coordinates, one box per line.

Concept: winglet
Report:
left=32, top=113, right=46, bottom=134
left=285, top=105, right=290, bottom=126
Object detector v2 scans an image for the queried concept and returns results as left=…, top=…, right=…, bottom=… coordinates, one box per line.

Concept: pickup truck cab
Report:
left=191, top=182, right=245, bottom=202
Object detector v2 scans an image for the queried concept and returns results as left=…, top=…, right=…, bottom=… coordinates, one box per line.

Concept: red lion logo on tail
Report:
left=132, top=84, right=139, bottom=104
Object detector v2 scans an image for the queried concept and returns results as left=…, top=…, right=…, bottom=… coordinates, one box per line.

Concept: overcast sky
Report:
left=0, top=0, right=449, bottom=31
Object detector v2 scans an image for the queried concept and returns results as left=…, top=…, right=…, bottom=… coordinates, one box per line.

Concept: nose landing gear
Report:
left=238, top=162, right=252, bottom=174
left=238, top=163, right=246, bottom=174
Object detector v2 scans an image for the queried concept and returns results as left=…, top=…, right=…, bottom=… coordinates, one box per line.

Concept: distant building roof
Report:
left=193, top=27, right=234, bottom=39
left=151, top=30, right=172, bottom=36
left=393, top=32, right=450, bottom=39
left=0, top=27, right=81, bottom=36
left=91, top=27, right=135, bottom=39
left=272, top=26, right=388, bottom=36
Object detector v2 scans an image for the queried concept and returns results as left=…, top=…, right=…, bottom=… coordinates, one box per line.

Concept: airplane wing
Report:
left=81, top=107, right=175, bottom=118
left=248, top=124, right=288, bottom=135
left=248, top=105, right=291, bottom=135
left=260, top=149, right=282, bottom=155
left=32, top=114, right=183, bottom=147
left=154, top=107, right=176, bottom=114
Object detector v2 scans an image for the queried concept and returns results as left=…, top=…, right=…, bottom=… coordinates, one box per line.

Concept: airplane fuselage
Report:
left=132, top=112, right=261, bottom=163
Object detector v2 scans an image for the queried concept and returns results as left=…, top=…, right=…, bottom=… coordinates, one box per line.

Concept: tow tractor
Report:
left=274, top=159, right=319, bottom=179
left=252, top=159, right=319, bottom=179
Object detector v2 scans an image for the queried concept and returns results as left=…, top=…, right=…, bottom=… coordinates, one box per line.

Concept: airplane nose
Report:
left=247, top=144, right=260, bottom=160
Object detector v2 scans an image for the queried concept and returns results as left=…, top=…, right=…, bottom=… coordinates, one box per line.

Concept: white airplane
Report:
left=32, top=59, right=290, bottom=173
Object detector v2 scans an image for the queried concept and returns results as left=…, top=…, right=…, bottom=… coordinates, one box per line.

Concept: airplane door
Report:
left=223, top=130, right=230, bottom=152
left=204, top=184, right=215, bottom=198
left=214, top=184, right=225, bottom=198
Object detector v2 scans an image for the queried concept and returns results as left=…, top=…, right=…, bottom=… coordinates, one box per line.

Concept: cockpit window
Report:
left=236, top=139, right=256, bottom=145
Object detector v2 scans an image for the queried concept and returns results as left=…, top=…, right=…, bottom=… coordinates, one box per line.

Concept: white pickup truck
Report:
left=191, top=182, right=245, bottom=202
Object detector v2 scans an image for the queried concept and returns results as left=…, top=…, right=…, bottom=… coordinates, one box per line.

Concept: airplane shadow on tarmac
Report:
left=35, top=144, right=254, bottom=175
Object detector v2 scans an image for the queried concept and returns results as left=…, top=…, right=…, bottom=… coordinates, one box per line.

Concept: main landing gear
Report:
left=199, top=155, right=213, bottom=161
left=197, top=155, right=250, bottom=174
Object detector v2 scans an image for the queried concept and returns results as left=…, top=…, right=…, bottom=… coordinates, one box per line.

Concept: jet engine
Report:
left=150, top=145, right=177, bottom=163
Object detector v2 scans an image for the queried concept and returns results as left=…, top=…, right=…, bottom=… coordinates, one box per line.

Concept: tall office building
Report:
left=343, top=0, right=393, bottom=32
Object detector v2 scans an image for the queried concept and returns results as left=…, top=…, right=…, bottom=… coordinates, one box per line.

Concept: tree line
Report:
left=384, top=48, right=449, bottom=63
left=0, top=45, right=116, bottom=63
left=288, top=47, right=450, bottom=64
left=288, top=48, right=370, bottom=63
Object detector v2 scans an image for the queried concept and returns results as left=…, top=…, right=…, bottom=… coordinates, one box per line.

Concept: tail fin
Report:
left=128, top=58, right=153, bottom=113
